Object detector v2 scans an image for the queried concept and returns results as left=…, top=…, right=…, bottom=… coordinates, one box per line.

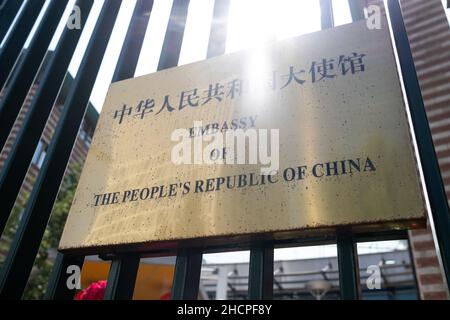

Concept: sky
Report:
left=1, top=0, right=411, bottom=264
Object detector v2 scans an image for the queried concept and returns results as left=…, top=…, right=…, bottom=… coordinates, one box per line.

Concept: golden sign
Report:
left=59, top=18, right=425, bottom=254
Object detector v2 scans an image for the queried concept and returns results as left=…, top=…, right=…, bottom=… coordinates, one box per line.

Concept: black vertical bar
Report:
left=44, top=253, right=84, bottom=300
left=157, top=0, right=190, bottom=70
left=348, top=0, right=366, bottom=22
left=0, top=0, right=69, bottom=150
left=0, top=0, right=25, bottom=42
left=104, top=255, right=141, bottom=300
left=244, top=0, right=275, bottom=300
left=387, top=0, right=450, bottom=290
left=337, top=232, right=360, bottom=300
left=150, top=0, right=202, bottom=301
left=103, top=0, right=155, bottom=300
left=171, top=249, right=202, bottom=300
left=0, top=0, right=122, bottom=299
left=248, top=242, right=274, bottom=300
left=0, top=0, right=45, bottom=91
left=111, top=0, right=154, bottom=82
left=207, top=0, right=230, bottom=59
left=0, top=0, right=94, bottom=239
left=213, top=0, right=276, bottom=301
left=170, top=0, right=232, bottom=300
left=320, top=0, right=334, bottom=29
left=320, top=0, right=360, bottom=300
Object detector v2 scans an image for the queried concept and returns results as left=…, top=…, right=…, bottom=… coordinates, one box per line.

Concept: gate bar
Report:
left=157, top=0, right=203, bottom=300
left=157, top=0, right=190, bottom=70
left=387, top=0, right=450, bottom=290
left=146, top=0, right=198, bottom=300
left=0, top=0, right=94, bottom=239
left=172, top=248, right=203, bottom=300
left=248, top=242, right=274, bottom=300
left=348, top=0, right=366, bottom=22
left=170, top=0, right=232, bottom=300
left=153, top=0, right=189, bottom=75
left=111, top=0, right=154, bottom=83
left=245, top=0, right=278, bottom=300
left=103, top=0, right=155, bottom=300
left=0, top=0, right=25, bottom=42
left=0, top=0, right=45, bottom=91
left=104, top=255, right=141, bottom=300
left=0, top=0, right=122, bottom=299
left=0, top=0, right=69, bottom=150
left=320, top=0, right=362, bottom=301
left=337, top=232, right=360, bottom=300
left=319, top=0, right=334, bottom=29
left=207, top=0, right=230, bottom=59
left=44, top=253, right=85, bottom=300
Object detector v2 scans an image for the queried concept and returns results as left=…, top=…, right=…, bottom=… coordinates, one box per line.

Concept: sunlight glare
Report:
left=333, top=0, right=352, bottom=26
left=178, top=0, right=215, bottom=65
left=135, top=0, right=174, bottom=76
left=226, top=0, right=322, bottom=53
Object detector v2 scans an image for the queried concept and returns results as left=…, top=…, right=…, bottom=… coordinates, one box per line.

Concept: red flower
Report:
left=160, top=292, right=171, bottom=300
left=74, top=280, right=107, bottom=300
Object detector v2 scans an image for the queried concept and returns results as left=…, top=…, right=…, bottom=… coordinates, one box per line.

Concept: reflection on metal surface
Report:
left=59, top=17, right=425, bottom=253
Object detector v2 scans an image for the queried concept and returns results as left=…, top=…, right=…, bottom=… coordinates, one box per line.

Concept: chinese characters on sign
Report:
left=113, top=53, right=366, bottom=124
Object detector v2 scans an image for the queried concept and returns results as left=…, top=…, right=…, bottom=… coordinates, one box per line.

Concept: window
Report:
left=79, top=128, right=92, bottom=147
left=357, top=240, right=418, bottom=300
left=31, top=140, right=47, bottom=169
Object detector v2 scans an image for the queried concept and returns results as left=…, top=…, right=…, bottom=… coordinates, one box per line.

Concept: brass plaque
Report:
left=59, top=18, right=425, bottom=253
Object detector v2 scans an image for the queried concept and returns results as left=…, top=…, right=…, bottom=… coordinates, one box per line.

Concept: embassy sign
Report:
left=59, top=17, right=425, bottom=254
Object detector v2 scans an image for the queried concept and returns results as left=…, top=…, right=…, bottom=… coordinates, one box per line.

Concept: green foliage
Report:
left=20, top=164, right=82, bottom=300
left=0, top=164, right=82, bottom=299
left=0, top=193, right=29, bottom=266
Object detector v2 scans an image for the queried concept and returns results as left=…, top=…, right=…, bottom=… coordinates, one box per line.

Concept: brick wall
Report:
left=366, top=0, right=450, bottom=299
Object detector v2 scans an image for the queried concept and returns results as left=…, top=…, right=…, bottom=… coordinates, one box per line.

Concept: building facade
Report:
left=0, top=50, right=98, bottom=254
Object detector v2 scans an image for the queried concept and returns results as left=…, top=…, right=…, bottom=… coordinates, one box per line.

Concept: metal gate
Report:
left=0, top=0, right=449, bottom=300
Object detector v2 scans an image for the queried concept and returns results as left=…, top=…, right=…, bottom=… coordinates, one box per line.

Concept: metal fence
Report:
left=0, top=0, right=449, bottom=300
